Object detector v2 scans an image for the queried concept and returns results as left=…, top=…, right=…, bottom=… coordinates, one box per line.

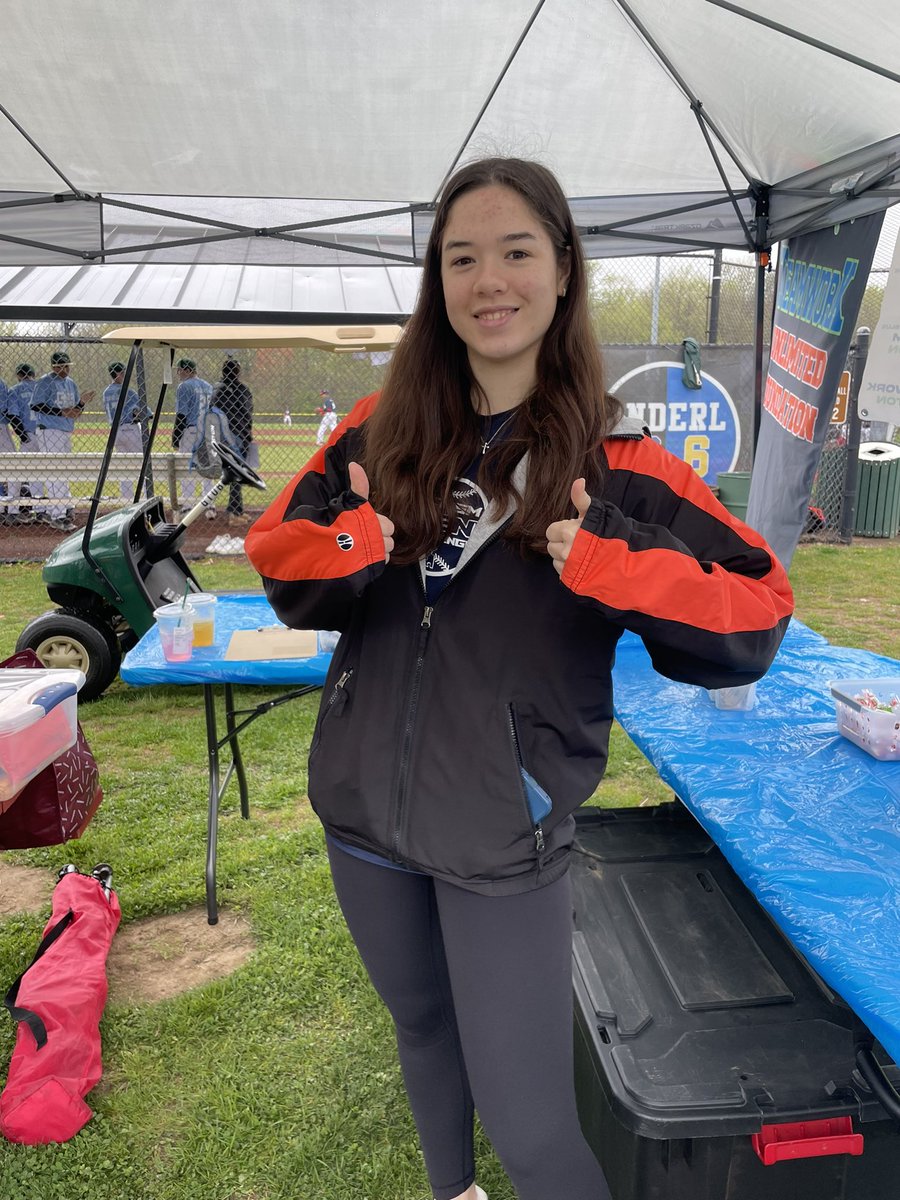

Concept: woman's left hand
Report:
left=546, top=478, right=592, bottom=576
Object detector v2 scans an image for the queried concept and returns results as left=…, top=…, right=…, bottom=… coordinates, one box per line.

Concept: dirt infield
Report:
left=0, top=862, right=255, bottom=1003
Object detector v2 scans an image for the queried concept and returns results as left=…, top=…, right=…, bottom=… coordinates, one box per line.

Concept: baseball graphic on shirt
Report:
left=425, top=477, right=487, bottom=582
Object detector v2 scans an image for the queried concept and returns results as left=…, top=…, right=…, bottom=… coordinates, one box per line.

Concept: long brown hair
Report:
left=363, top=156, right=621, bottom=562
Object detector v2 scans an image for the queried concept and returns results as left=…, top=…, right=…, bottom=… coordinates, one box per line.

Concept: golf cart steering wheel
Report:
left=212, top=439, right=266, bottom=489
left=143, top=439, right=266, bottom=563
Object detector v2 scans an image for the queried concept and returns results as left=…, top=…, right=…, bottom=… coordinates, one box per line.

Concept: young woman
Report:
left=246, top=157, right=793, bottom=1200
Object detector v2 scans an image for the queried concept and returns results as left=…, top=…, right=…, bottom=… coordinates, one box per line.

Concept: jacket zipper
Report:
left=391, top=519, right=512, bottom=861
left=311, top=668, right=354, bottom=757
left=326, top=668, right=353, bottom=716
left=507, top=704, right=546, bottom=857
left=391, top=603, right=433, bottom=860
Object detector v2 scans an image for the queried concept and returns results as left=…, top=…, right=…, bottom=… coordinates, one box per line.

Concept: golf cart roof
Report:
left=100, top=324, right=404, bottom=351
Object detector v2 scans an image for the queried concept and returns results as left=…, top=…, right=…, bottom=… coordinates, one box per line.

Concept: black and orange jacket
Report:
left=246, top=392, right=794, bottom=896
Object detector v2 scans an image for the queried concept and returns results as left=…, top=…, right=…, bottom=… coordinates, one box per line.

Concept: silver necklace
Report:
left=480, top=410, right=517, bottom=455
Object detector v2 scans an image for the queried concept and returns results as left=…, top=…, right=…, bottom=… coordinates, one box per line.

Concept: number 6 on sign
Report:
left=684, top=435, right=710, bottom=477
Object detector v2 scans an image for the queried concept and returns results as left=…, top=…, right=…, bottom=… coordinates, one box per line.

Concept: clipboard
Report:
left=224, top=627, right=318, bottom=661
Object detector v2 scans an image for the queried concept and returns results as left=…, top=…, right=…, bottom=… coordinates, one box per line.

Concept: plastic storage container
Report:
left=572, top=804, right=900, bottom=1200
left=830, top=678, right=900, bottom=761
left=0, top=669, right=86, bottom=807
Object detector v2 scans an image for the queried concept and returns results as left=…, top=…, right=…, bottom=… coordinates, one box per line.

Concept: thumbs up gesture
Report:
left=349, top=461, right=395, bottom=562
left=546, top=478, right=592, bottom=576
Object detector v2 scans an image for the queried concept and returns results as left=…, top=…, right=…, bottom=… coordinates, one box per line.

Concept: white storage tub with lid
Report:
left=0, top=669, right=86, bottom=806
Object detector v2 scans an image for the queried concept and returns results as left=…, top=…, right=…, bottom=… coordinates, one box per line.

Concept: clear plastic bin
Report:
left=830, top=678, right=900, bottom=762
left=0, top=669, right=86, bottom=806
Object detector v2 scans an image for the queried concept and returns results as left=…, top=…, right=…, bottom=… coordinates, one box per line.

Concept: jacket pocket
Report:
left=506, top=703, right=552, bottom=859
left=309, top=667, right=354, bottom=759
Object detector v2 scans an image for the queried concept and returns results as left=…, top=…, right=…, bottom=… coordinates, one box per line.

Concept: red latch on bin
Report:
left=752, top=1117, right=864, bottom=1165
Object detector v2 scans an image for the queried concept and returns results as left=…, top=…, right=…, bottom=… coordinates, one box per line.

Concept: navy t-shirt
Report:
left=423, top=409, right=517, bottom=604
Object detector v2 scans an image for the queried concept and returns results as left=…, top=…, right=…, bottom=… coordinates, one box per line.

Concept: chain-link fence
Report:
left=806, top=321, right=899, bottom=548
left=0, top=258, right=894, bottom=562
left=0, top=327, right=393, bottom=559
left=589, top=251, right=774, bottom=347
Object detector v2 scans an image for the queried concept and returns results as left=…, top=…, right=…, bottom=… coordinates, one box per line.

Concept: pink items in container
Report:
left=830, top=678, right=900, bottom=761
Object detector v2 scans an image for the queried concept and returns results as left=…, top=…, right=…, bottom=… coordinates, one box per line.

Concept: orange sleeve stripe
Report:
left=246, top=503, right=384, bottom=582
left=604, top=435, right=792, bottom=584
left=563, top=436, right=793, bottom=633
left=244, top=391, right=383, bottom=581
left=563, top=535, right=792, bottom=633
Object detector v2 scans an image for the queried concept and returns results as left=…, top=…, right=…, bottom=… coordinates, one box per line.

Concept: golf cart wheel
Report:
left=16, top=610, right=122, bottom=702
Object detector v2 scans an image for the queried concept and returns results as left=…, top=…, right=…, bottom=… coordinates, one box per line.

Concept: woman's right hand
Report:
left=348, top=461, right=395, bottom=562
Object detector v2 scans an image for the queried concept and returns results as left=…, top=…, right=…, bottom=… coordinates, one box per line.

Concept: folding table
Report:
left=121, top=592, right=330, bottom=923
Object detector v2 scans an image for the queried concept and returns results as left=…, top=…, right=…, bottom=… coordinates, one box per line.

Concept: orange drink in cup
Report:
left=189, top=593, right=217, bottom=650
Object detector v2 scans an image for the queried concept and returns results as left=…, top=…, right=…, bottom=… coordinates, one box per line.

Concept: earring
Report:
left=560, top=286, right=567, bottom=298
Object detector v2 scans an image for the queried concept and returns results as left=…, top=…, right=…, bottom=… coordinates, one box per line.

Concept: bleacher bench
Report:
left=0, top=452, right=195, bottom=511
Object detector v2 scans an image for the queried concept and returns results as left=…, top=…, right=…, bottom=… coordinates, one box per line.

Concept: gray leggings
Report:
left=326, top=844, right=612, bottom=1200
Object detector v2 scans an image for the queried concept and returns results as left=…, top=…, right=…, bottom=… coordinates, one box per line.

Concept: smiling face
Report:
left=440, top=184, right=569, bottom=392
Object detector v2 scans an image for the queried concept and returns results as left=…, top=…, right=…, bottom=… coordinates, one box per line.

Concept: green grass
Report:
left=789, top=542, right=900, bottom=656
left=0, top=543, right=897, bottom=1199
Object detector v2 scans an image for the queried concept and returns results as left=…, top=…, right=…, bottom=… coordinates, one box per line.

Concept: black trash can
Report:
left=572, top=804, right=900, bottom=1200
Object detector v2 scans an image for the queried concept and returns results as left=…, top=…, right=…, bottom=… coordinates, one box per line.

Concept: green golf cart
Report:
left=15, top=323, right=402, bottom=699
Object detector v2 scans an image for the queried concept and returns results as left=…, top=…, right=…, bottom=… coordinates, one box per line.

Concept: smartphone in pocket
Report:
left=520, top=768, right=553, bottom=825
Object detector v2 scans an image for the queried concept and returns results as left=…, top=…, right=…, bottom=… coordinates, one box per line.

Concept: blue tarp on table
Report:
left=121, top=592, right=330, bottom=687
left=611, top=618, right=900, bottom=1066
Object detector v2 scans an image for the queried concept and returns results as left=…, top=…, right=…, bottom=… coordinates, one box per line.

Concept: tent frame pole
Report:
left=751, top=186, right=771, bottom=459
left=705, top=1, right=900, bottom=85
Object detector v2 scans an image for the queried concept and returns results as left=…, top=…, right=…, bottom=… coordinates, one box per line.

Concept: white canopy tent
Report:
left=0, top=0, right=898, bottom=324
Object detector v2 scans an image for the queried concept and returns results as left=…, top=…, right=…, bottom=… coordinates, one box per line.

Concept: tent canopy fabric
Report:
left=1, top=0, right=898, bottom=277
left=0, top=1, right=898, bottom=323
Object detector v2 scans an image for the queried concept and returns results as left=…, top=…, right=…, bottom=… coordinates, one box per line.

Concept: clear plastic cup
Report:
left=316, top=630, right=340, bottom=654
left=154, top=602, right=195, bottom=662
left=709, top=682, right=757, bottom=711
left=189, top=593, right=218, bottom=649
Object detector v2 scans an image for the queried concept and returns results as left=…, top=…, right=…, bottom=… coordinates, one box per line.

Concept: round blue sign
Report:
left=610, top=362, right=741, bottom=484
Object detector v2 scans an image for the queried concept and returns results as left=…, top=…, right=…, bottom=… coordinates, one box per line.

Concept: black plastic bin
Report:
left=571, top=804, right=900, bottom=1200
